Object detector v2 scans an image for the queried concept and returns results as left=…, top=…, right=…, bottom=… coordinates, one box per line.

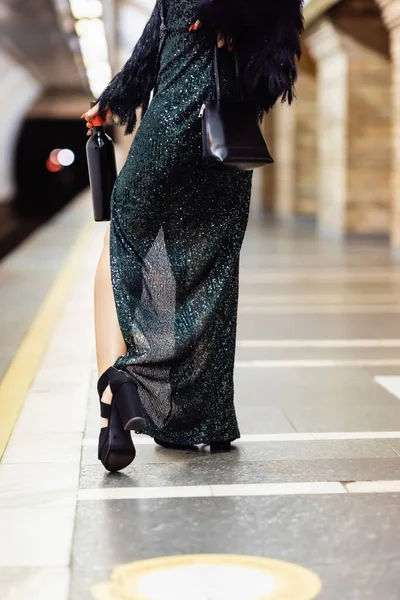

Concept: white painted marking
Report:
left=237, top=339, right=400, bottom=348
left=138, top=564, right=276, bottom=600
left=80, top=479, right=400, bottom=501
left=78, top=482, right=345, bottom=501
left=235, top=359, right=400, bottom=368
left=82, top=431, right=400, bottom=446
left=310, top=431, right=400, bottom=440
left=240, top=268, right=399, bottom=275
left=78, top=486, right=213, bottom=500
left=345, top=481, right=400, bottom=493
left=210, top=482, right=345, bottom=496
left=239, top=293, right=400, bottom=305
left=239, top=270, right=400, bottom=283
left=375, top=377, right=400, bottom=400
left=238, top=305, right=400, bottom=314
left=240, top=433, right=312, bottom=442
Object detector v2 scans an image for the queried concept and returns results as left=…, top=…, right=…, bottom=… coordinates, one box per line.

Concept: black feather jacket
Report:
left=98, top=0, right=304, bottom=134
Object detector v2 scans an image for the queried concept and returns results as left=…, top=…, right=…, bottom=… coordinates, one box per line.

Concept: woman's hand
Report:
left=81, top=103, right=114, bottom=136
left=217, top=33, right=232, bottom=50
left=188, top=20, right=232, bottom=50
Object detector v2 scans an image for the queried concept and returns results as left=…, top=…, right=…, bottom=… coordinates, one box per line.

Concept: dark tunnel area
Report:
left=15, top=119, right=90, bottom=219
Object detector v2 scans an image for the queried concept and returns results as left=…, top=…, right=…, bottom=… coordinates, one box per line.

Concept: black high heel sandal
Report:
left=98, top=367, right=146, bottom=472
left=210, top=441, right=232, bottom=453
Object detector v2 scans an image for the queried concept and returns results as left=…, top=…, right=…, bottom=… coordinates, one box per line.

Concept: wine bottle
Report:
left=86, top=101, right=117, bottom=222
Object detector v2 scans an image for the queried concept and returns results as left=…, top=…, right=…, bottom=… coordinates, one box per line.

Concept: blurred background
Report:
left=1, top=0, right=399, bottom=257
left=0, top=0, right=150, bottom=257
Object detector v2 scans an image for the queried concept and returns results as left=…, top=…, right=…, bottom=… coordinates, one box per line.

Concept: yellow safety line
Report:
left=0, top=220, right=93, bottom=460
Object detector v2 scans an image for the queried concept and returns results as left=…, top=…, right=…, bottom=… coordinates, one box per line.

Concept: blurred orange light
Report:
left=46, top=159, right=63, bottom=173
left=49, top=148, right=62, bottom=166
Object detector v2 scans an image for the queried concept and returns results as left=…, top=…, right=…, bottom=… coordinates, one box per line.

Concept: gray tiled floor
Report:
left=79, top=457, right=400, bottom=489
left=284, top=406, right=400, bottom=432
left=237, top=313, right=400, bottom=340
left=235, top=347, right=400, bottom=361
left=239, top=281, right=400, bottom=295
left=80, top=438, right=398, bottom=466
left=71, top=495, right=400, bottom=600
left=67, top=217, right=400, bottom=598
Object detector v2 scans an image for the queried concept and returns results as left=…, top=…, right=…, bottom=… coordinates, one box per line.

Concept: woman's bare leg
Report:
left=94, top=225, right=127, bottom=426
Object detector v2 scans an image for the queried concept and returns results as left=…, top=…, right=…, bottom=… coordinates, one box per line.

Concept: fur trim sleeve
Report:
left=97, top=0, right=161, bottom=135
left=196, top=0, right=304, bottom=111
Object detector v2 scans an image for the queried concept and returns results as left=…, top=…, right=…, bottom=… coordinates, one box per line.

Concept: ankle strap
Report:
left=97, top=367, right=114, bottom=398
left=97, top=366, right=136, bottom=398
left=100, top=401, right=112, bottom=420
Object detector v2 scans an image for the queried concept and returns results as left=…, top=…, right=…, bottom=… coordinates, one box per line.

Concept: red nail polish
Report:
left=188, top=24, right=194, bottom=31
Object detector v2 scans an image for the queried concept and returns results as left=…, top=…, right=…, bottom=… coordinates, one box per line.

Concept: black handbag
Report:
left=201, top=45, right=274, bottom=171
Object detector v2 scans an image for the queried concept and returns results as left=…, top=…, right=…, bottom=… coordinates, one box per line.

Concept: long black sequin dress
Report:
left=105, top=0, right=252, bottom=445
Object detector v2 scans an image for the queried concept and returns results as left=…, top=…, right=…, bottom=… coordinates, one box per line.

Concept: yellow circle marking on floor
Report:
left=91, top=554, right=322, bottom=600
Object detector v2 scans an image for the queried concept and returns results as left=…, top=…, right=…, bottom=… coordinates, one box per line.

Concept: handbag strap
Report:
left=213, top=44, right=243, bottom=102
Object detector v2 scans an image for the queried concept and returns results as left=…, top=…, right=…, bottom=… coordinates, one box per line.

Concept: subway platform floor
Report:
left=1, top=194, right=400, bottom=599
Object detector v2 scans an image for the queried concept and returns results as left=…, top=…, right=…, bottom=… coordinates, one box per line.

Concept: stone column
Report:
left=273, top=101, right=296, bottom=221
left=270, top=45, right=317, bottom=222
left=251, top=114, right=275, bottom=215
left=306, top=0, right=391, bottom=237
left=376, top=0, right=400, bottom=251
left=295, top=48, right=318, bottom=219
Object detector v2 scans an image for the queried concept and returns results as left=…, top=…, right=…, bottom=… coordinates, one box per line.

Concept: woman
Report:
left=82, top=0, right=303, bottom=472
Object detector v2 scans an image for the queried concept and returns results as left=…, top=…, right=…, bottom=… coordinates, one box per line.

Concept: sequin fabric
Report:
left=111, top=0, right=252, bottom=445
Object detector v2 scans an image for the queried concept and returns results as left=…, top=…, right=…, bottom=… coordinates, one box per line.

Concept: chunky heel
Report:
left=106, top=367, right=146, bottom=432
left=98, top=403, right=136, bottom=472
left=97, top=367, right=146, bottom=472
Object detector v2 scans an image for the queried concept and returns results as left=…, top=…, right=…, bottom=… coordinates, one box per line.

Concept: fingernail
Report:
left=188, top=24, right=194, bottom=31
